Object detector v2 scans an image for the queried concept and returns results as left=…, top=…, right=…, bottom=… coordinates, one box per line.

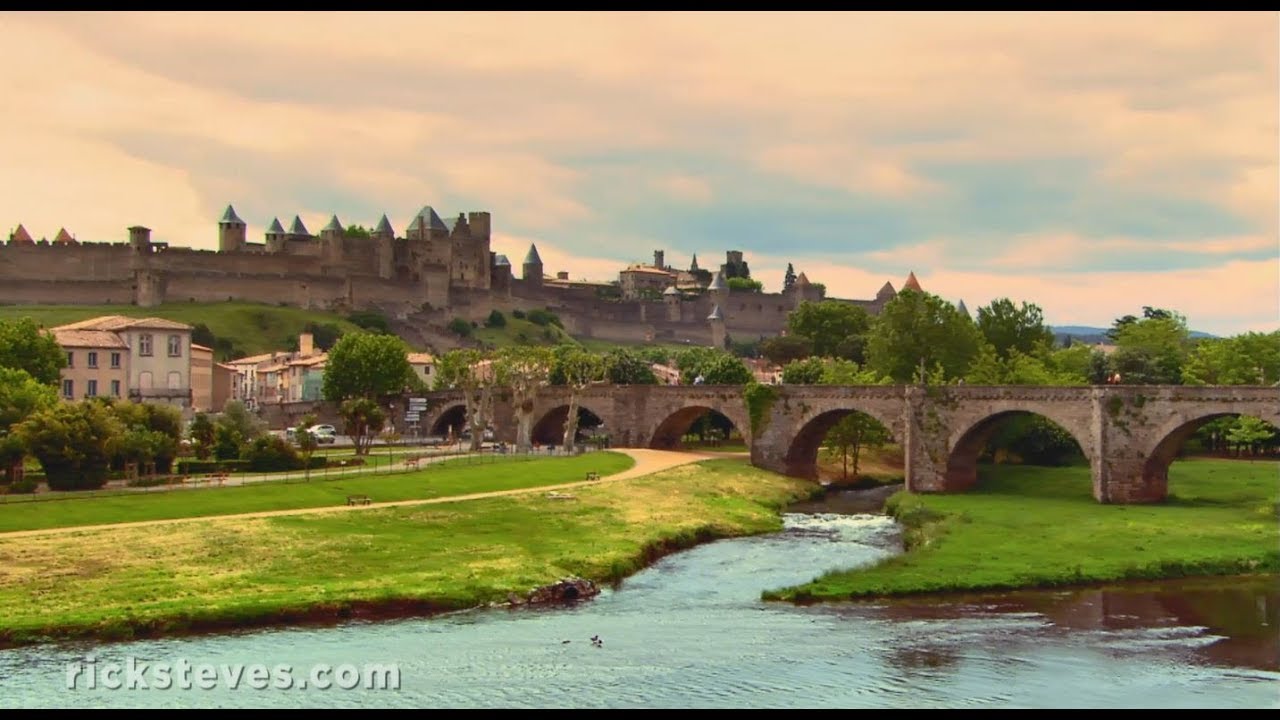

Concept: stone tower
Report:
left=708, top=304, right=726, bottom=350
left=708, top=269, right=728, bottom=308
left=663, top=285, right=681, bottom=322
left=264, top=217, right=286, bottom=253
left=373, top=214, right=395, bottom=279
left=523, top=244, right=543, bottom=288
left=218, top=205, right=247, bottom=252
left=654, top=249, right=665, bottom=269
left=128, top=225, right=152, bottom=253
left=319, top=215, right=344, bottom=263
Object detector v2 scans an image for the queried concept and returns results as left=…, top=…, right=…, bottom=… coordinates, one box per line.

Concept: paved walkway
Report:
left=0, top=449, right=712, bottom=540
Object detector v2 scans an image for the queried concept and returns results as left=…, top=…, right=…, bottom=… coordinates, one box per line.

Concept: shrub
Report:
left=526, top=309, right=562, bottom=328
left=240, top=435, right=304, bottom=473
left=175, top=459, right=250, bottom=475
left=7, top=479, right=37, bottom=494
left=511, top=309, right=526, bottom=319
left=486, top=310, right=507, bottom=328
left=448, top=317, right=473, bottom=338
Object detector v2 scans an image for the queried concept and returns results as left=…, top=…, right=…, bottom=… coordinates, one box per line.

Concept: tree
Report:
left=783, top=263, right=797, bottom=291
left=345, top=224, right=372, bottom=240
left=322, top=332, right=414, bottom=402
left=0, top=317, right=66, bottom=386
left=557, top=349, right=605, bottom=453
left=18, top=401, right=124, bottom=490
left=1107, top=310, right=1191, bottom=385
left=486, top=310, right=507, bottom=328
left=494, top=346, right=555, bottom=452
left=448, top=317, right=473, bottom=338
left=346, top=310, right=391, bottom=334
left=339, top=399, right=385, bottom=456
left=975, top=298, right=1055, bottom=360
left=110, top=401, right=182, bottom=473
left=823, top=413, right=890, bottom=481
left=1182, top=332, right=1280, bottom=386
left=216, top=400, right=264, bottom=444
left=434, top=349, right=494, bottom=452
left=760, top=335, right=814, bottom=366
left=1225, top=416, right=1277, bottom=457
left=787, top=301, right=871, bottom=362
left=295, top=412, right=320, bottom=476
left=726, top=277, right=763, bottom=292
left=188, top=412, right=215, bottom=460
left=0, top=367, right=56, bottom=482
left=191, top=322, right=217, bottom=350
left=866, top=289, right=983, bottom=383
left=603, top=349, right=658, bottom=385
left=675, top=347, right=752, bottom=385
left=781, top=357, right=825, bottom=384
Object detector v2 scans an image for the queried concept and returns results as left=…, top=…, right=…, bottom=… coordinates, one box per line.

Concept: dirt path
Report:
left=0, top=449, right=712, bottom=540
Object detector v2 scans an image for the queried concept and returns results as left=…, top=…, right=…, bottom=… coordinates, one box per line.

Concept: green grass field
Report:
left=767, top=458, right=1280, bottom=601
left=0, top=458, right=811, bottom=646
left=473, top=318, right=578, bottom=347
left=0, top=301, right=364, bottom=358
left=0, top=452, right=634, bottom=533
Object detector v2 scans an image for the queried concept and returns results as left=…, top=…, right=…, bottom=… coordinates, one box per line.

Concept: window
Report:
left=88, top=351, right=98, bottom=369
left=167, top=371, right=182, bottom=390
left=139, top=334, right=153, bottom=356
left=66, top=351, right=74, bottom=368
left=62, top=379, right=73, bottom=398
left=110, top=380, right=121, bottom=397
left=86, top=379, right=98, bottom=397
left=140, top=371, right=153, bottom=389
left=110, top=352, right=121, bottom=368
left=168, top=334, right=182, bottom=358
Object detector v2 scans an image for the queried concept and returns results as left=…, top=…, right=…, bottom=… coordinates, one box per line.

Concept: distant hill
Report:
left=1051, top=325, right=1217, bottom=345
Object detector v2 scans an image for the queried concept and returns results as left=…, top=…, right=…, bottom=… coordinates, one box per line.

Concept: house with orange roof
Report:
left=50, top=315, right=194, bottom=408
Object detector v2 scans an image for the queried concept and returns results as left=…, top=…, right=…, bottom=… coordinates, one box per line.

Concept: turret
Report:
left=128, top=225, right=152, bottom=253
left=903, top=271, right=923, bottom=293
left=664, top=285, right=681, bottom=322
left=522, top=243, right=544, bottom=288
left=319, top=214, right=344, bottom=262
left=708, top=269, right=728, bottom=306
left=373, top=214, right=395, bottom=279
left=218, top=204, right=247, bottom=253
left=707, top=304, right=726, bottom=350
left=654, top=249, right=665, bottom=269
left=689, top=253, right=699, bottom=272
left=264, top=217, right=286, bottom=253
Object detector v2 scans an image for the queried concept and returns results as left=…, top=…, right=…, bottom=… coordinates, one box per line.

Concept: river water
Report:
left=0, top=503, right=1276, bottom=708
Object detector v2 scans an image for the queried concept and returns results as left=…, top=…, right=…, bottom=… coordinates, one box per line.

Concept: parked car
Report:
left=309, top=424, right=337, bottom=436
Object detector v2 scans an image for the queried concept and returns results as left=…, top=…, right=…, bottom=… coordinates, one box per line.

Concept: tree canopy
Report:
left=866, top=290, right=983, bottom=383
left=0, top=317, right=67, bottom=386
left=322, top=332, right=414, bottom=401
left=975, top=298, right=1055, bottom=359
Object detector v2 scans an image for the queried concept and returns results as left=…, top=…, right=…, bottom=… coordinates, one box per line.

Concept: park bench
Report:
left=585, top=471, right=600, bottom=482
left=346, top=494, right=372, bottom=506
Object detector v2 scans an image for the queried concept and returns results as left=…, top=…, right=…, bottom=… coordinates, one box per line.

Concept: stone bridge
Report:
left=417, top=384, right=1279, bottom=504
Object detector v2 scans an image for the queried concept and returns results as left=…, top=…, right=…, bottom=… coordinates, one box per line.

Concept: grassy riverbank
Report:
left=0, top=458, right=811, bottom=647
left=767, top=458, right=1280, bottom=601
left=0, top=453, right=634, bottom=533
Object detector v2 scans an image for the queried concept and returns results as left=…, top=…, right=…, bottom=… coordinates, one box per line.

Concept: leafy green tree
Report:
left=1182, top=331, right=1280, bottom=386
left=726, top=277, right=764, bottom=292
left=0, top=317, right=66, bottom=386
left=191, top=322, right=217, bottom=350
left=781, top=357, right=826, bottom=384
left=485, top=310, right=507, bottom=328
left=1104, top=308, right=1191, bottom=384
left=339, top=398, right=386, bottom=456
left=216, top=400, right=263, bottom=444
left=867, top=290, right=983, bottom=383
left=108, top=400, right=182, bottom=473
left=322, top=332, right=414, bottom=402
left=18, top=401, right=124, bottom=490
left=823, top=413, right=890, bottom=481
left=1225, top=416, right=1277, bottom=457
left=0, top=367, right=57, bottom=432
left=675, top=348, right=753, bottom=385
left=188, top=412, right=215, bottom=460
left=448, top=317, right=473, bottom=338
left=213, top=424, right=242, bottom=461
left=241, top=435, right=304, bottom=471
left=603, top=349, right=658, bottom=385
left=557, top=349, right=605, bottom=452
left=975, top=298, right=1055, bottom=360
left=526, top=309, right=563, bottom=328
left=494, top=346, right=555, bottom=451
left=110, top=428, right=172, bottom=477
left=434, top=349, right=494, bottom=452
left=787, top=301, right=871, bottom=362
left=302, top=321, right=344, bottom=351
left=760, top=335, right=814, bottom=366
left=345, top=224, right=372, bottom=240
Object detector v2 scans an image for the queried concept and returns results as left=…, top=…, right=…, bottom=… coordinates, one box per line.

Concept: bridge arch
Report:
left=1140, top=410, right=1280, bottom=500
left=649, top=404, right=751, bottom=450
left=943, top=409, right=1092, bottom=493
left=783, top=405, right=901, bottom=480
left=531, top=404, right=607, bottom=446
left=427, top=403, right=468, bottom=438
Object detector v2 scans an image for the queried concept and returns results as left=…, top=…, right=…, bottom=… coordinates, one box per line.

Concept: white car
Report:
left=306, top=425, right=338, bottom=445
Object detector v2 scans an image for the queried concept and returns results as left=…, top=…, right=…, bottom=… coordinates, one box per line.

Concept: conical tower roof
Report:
left=795, top=272, right=810, bottom=286
left=375, top=214, right=394, bottom=236
left=523, top=243, right=543, bottom=265
left=415, top=206, right=448, bottom=231
left=53, top=228, right=75, bottom=244
left=709, top=271, right=727, bottom=291
left=877, top=281, right=896, bottom=299
left=707, top=304, right=724, bottom=321
left=288, top=216, right=309, bottom=236
left=322, top=214, right=343, bottom=233
left=219, top=204, right=245, bottom=225
left=903, top=271, right=923, bottom=292
left=266, top=217, right=285, bottom=234
left=663, top=285, right=680, bottom=296
left=957, top=299, right=970, bottom=318
left=10, top=224, right=33, bottom=244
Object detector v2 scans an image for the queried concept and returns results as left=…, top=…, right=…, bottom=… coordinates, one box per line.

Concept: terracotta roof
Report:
left=288, top=354, right=328, bottom=367
left=9, top=224, right=33, bottom=244
left=190, top=343, right=214, bottom=353
left=224, top=352, right=278, bottom=366
left=258, top=362, right=288, bottom=373
left=621, top=265, right=676, bottom=277
left=54, top=315, right=193, bottom=332
left=52, top=328, right=128, bottom=349
left=903, top=271, right=923, bottom=292
left=795, top=272, right=810, bottom=286
left=407, top=352, right=435, bottom=364
left=53, top=228, right=76, bottom=244
left=876, top=281, right=896, bottom=299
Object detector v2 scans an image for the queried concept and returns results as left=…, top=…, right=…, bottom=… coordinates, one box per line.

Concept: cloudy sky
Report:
left=2, top=12, right=1276, bottom=335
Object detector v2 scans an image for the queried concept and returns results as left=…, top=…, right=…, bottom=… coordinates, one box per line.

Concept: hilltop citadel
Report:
left=1, top=206, right=922, bottom=347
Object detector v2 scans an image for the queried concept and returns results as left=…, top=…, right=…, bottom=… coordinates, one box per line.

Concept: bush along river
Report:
left=0, top=487, right=1275, bottom=708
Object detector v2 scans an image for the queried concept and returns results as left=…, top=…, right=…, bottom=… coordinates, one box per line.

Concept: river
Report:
left=0, top=498, right=1276, bottom=708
